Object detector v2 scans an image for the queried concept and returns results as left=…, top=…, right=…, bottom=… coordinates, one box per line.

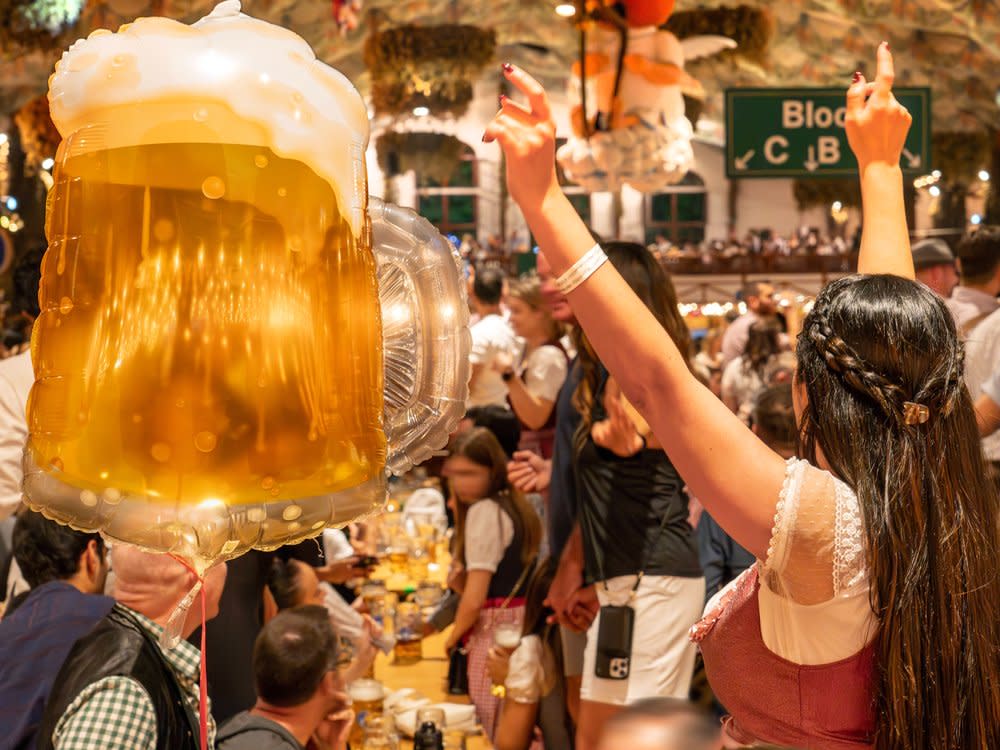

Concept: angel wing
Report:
left=681, top=35, right=737, bottom=63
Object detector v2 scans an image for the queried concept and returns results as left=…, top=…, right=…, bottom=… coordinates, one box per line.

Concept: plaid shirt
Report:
left=52, top=605, right=215, bottom=750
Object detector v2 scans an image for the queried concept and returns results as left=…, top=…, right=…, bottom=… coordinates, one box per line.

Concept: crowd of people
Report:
left=649, top=225, right=858, bottom=269
left=0, top=45, right=998, bottom=750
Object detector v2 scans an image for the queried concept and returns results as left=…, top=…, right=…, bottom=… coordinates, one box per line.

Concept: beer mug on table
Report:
left=25, top=0, right=470, bottom=567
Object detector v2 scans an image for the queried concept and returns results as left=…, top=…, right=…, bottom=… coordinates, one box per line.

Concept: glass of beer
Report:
left=491, top=623, right=523, bottom=697
left=387, top=537, right=411, bottom=575
left=393, top=602, right=423, bottom=665
left=360, top=581, right=388, bottom=626
left=348, top=678, right=385, bottom=746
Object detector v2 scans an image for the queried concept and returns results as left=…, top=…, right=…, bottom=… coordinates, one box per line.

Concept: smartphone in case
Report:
left=594, top=604, right=635, bottom=680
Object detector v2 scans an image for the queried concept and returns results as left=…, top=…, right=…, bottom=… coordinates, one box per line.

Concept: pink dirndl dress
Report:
left=692, top=566, right=876, bottom=749
left=691, top=457, right=879, bottom=749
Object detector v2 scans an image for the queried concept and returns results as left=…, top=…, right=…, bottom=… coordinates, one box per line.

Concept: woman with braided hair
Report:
left=483, top=46, right=1000, bottom=749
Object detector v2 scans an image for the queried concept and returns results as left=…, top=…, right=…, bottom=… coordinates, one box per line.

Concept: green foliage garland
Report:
left=0, top=0, right=84, bottom=53
left=376, top=131, right=468, bottom=185
left=13, top=94, right=61, bottom=173
left=793, top=178, right=861, bottom=210
left=664, top=6, right=773, bottom=64
left=932, top=131, right=991, bottom=184
left=364, top=24, right=496, bottom=118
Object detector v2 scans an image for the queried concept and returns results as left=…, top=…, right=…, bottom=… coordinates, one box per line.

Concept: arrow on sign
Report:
left=735, top=149, right=755, bottom=170
left=902, top=148, right=921, bottom=169
left=804, top=146, right=818, bottom=173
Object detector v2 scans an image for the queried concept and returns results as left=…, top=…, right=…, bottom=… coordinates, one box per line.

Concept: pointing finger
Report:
left=874, top=42, right=894, bottom=101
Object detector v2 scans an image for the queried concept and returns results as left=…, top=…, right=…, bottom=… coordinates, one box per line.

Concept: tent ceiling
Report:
left=1, top=0, right=997, bottom=133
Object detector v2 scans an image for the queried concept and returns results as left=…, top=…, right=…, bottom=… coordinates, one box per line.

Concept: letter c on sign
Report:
left=764, top=135, right=789, bottom=165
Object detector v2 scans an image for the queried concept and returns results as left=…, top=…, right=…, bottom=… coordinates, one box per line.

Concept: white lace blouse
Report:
left=707, top=458, right=879, bottom=665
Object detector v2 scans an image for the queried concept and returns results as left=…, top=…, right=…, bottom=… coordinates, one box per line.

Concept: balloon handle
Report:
left=164, top=555, right=210, bottom=750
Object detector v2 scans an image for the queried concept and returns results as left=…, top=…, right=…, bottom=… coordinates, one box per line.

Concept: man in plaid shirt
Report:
left=39, top=545, right=227, bottom=750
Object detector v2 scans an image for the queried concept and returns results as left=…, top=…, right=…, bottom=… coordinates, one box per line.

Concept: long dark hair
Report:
left=449, top=427, right=542, bottom=569
left=742, top=317, right=782, bottom=379
left=796, top=274, right=1000, bottom=749
left=573, top=241, right=691, bottom=453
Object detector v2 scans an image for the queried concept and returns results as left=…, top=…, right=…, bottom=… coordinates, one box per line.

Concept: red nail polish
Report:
left=502, top=63, right=513, bottom=74
left=482, top=134, right=493, bottom=143
left=882, top=41, right=889, bottom=50
left=852, top=71, right=862, bottom=83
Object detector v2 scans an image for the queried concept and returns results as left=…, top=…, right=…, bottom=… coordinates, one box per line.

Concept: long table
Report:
left=374, top=623, right=491, bottom=749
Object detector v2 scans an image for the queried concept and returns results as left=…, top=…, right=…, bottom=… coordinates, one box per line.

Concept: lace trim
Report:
left=763, top=457, right=800, bottom=573
left=832, top=478, right=865, bottom=595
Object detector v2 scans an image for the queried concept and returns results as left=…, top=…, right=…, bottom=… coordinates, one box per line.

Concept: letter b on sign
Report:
left=817, top=136, right=840, bottom=165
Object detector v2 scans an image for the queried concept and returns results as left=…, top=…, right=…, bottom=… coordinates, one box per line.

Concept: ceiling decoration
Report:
left=0, top=0, right=996, bottom=133
left=364, top=22, right=496, bottom=118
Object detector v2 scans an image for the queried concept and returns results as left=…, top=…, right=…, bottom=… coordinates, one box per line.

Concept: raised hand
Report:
left=507, top=449, right=551, bottom=493
left=845, top=43, right=913, bottom=173
left=483, top=65, right=562, bottom=211
left=310, top=692, right=353, bottom=750
left=591, top=378, right=645, bottom=457
left=492, top=351, right=515, bottom=375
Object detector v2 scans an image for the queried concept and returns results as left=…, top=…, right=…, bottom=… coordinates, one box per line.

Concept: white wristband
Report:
left=554, top=243, right=608, bottom=295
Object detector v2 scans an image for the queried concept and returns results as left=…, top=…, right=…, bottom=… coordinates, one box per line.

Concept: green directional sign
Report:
left=725, top=87, right=931, bottom=179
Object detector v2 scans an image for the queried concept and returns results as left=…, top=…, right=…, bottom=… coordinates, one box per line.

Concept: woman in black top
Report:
left=569, top=242, right=704, bottom=750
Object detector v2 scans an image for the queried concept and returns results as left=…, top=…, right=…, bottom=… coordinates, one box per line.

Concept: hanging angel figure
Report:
left=557, top=0, right=735, bottom=193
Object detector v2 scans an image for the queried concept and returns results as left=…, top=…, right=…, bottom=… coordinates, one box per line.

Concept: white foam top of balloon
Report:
left=47, top=0, right=369, bottom=233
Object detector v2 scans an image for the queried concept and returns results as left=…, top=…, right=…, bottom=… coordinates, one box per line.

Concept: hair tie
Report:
left=903, top=401, right=930, bottom=425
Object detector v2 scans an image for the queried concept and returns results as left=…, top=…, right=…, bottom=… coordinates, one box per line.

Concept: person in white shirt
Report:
left=945, top=231, right=1000, bottom=482
left=719, top=282, right=777, bottom=369
left=494, top=276, right=568, bottom=458
left=0, top=351, right=33, bottom=521
left=441, top=428, right=542, bottom=740
left=0, top=351, right=34, bottom=604
left=944, top=228, right=1000, bottom=333
left=468, top=267, right=517, bottom=408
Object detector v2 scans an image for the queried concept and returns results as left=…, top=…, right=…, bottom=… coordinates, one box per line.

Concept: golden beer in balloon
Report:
left=26, top=1, right=471, bottom=563
left=31, top=138, right=385, bottom=508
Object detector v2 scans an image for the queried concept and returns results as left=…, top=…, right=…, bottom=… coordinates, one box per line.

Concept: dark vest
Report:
left=0, top=581, right=113, bottom=750
left=37, top=606, right=201, bottom=750
left=486, top=496, right=531, bottom=601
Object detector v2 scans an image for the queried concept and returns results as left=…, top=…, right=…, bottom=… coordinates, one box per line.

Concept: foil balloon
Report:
left=24, top=0, right=470, bottom=572
left=557, top=1, right=735, bottom=193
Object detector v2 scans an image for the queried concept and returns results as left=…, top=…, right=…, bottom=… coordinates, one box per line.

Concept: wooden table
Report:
left=375, top=628, right=491, bottom=750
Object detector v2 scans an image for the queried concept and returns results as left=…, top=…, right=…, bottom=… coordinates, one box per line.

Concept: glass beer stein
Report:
left=23, top=0, right=470, bottom=568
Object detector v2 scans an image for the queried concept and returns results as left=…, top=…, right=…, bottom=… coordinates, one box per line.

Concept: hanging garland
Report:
left=664, top=6, right=773, bottom=65
left=793, top=178, right=861, bottom=211
left=13, top=94, right=60, bottom=175
left=932, top=131, right=991, bottom=184
left=376, top=131, right=468, bottom=186
left=0, top=0, right=85, bottom=52
left=364, top=24, right=496, bottom=118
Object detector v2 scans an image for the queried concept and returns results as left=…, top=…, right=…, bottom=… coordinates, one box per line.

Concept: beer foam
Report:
left=348, top=679, right=385, bottom=701
left=48, top=0, right=369, bottom=233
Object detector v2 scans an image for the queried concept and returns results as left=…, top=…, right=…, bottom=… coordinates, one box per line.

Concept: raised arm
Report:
left=485, top=69, right=784, bottom=559
left=846, top=44, right=914, bottom=278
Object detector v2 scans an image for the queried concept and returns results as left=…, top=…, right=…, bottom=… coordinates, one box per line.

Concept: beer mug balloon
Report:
left=24, top=1, right=470, bottom=576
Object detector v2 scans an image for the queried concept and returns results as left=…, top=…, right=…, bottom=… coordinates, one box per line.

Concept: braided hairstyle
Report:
left=796, top=274, right=1000, bottom=750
